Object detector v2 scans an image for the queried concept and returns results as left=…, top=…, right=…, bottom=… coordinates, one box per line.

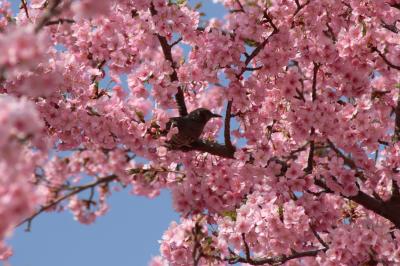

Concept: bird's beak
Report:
left=211, top=113, right=222, bottom=118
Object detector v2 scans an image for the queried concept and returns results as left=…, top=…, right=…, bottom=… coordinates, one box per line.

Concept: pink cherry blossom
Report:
left=1, top=0, right=400, bottom=265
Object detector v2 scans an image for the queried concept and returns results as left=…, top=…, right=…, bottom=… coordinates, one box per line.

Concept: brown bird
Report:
left=165, top=108, right=222, bottom=149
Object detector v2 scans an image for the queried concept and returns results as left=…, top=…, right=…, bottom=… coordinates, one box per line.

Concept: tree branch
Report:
left=234, top=0, right=245, bottom=12
left=311, top=62, right=320, bottom=101
left=17, top=174, right=118, bottom=231
left=371, top=46, right=400, bottom=71
left=293, top=0, right=311, bottom=18
left=239, top=12, right=279, bottom=76
left=305, top=62, right=319, bottom=174
left=314, top=178, right=400, bottom=229
left=20, top=0, right=30, bottom=19
left=310, top=224, right=329, bottom=250
left=389, top=2, right=400, bottom=10
left=224, top=100, right=235, bottom=150
left=45, top=18, right=75, bottom=26
left=326, top=139, right=358, bottom=170
left=170, top=37, right=182, bottom=47
left=149, top=3, right=188, bottom=116
left=244, top=66, right=263, bottom=71
left=186, top=140, right=236, bottom=159
left=226, top=247, right=326, bottom=265
left=395, top=91, right=400, bottom=141
left=34, top=0, right=63, bottom=33
left=90, top=59, right=107, bottom=99
left=192, top=222, right=203, bottom=266
left=304, top=130, right=315, bottom=174
left=242, top=233, right=252, bottom=260
left=381, top=20, right=399, bottom=33
left=370, top=46, right=400, bottom=141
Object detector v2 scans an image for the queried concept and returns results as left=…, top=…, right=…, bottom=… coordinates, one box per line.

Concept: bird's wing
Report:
left=167, top=117, right=184, bottom=128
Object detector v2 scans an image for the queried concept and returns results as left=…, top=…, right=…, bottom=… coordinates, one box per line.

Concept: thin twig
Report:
left=310, top=224, right=329, bottom=250
left=90, top=59, right=107, bottom=99
left=238, top=12, right=279, bottom=77
left=170, top=37, right=182, bottom=47
left=20, top=0, right=30, bottom=19
left=235, top=0, right=244, bottom=11
left=326, top=139, right=358, bottom=170
left=17, top=175, right=117, bottom=230
left=263, top=11, right=279, bottom=33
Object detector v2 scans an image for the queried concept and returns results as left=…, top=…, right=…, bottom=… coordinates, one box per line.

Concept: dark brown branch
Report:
left=295, top=87, right=306, bottom=102
left=238, top=13, right=278, bottom=77
left=192, top=222, right=202, bottom=266
left=389, top=2, right=400, bottom=10
left=20, top=0, right=30, bottom=19
left=224, top=100, right=235, bottom=150
left=381, top=20, right=399, bottom=33
left=91, top=59, right=107, bottom=83
left=395, top=93, right=400, bottom=141
left=242, top=233, right=252, bottom=260
left=17, top=174, right=117, bottom=231
left=34, top=0, right=63, bottom=33
left=371, top=47, right=400, bottom=141
left=226, top=247, right=326, bottom=265
left=293, top=0, right=311, bottom=18
left=90, top=59, right=107, bottom=99
left=378, top=139, right=390, bottom=146
left=187, top=140, right=235, bottom=158
left=316, top=139, right=400, bottom=228
left=244, top=66, right=263, bottom=71
left=243, top=39, right=268, bottom=71
left=310, top=225, right=329, bottom=250
left=391, top=180, right=400, bottom=202
left=149, top=3, right=188, bottom=116
left=323, top=22, right=337, bottom=43
left=45, top=18, right=75, bottom=26
left=262, top=11, right=278, bottom=33
left=171, top=37, right=183, bottom=47
left=234, top=0, right=245, bottom=12
left=304, top=130, right=315, bottom=174
left=371, top=46, right=400, bottom=71
left=311, top=62, right=320, bottom=101
left=326, top=139, right=358, bottom=170
left=316, top=178, right=400, bottom=228
left=305, top=62, right=319, bottom=174
left=212, top=231, right=327, bottom=265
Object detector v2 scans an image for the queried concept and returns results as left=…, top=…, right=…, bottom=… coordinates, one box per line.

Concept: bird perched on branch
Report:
left=164, top=108, right=222, bottom=149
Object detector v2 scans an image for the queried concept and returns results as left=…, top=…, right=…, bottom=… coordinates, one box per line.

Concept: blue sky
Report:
left=6, top=1, right=226, bottom=266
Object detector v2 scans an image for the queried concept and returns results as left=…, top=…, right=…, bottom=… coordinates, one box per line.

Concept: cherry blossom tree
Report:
left=1, top=0, right=400, bottom=264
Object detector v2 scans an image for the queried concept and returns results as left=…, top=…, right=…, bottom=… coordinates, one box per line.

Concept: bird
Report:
left=164, top=108, right=222, bottom=149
